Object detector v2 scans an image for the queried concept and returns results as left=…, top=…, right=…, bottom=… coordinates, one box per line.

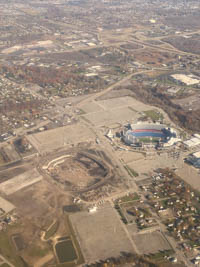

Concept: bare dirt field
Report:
left=1, top=40, right=54, bottom=54
left=117, top=150, right=145, bottom=164
left=132, top=231, right=172, bottom=254
left=0, top=168, right=42, bottom=195
left=0, top=196, right=15, bottom=213
left=70, top=202, right=135, bottom=264
left=0, top=165, right=32, bottom=184
left=5, top=177, right=73, bottom=266
left=46, top=152, right=109, bottom=190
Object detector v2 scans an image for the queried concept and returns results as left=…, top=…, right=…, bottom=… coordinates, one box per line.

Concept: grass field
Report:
left=144, top=110, right=163, bottom=121
left=55, top=239, right=77, bottom=264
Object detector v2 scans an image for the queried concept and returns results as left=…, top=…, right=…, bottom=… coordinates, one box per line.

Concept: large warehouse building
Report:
left=123, top=123, right=177, bottom=147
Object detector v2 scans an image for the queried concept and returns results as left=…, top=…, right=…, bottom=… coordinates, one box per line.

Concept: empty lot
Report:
left=132, top=231, right=172, bottom=254
left=83, top=106, right=138, bottom=127
left=0, top=168, right=42, bottom=195
left=70, top=203, right=134, bottom=264
left=27, top=122, right=95, bottom=154
left=81, top=96, right=162, bottom=127
left=0, top=196, right=15, bottom=213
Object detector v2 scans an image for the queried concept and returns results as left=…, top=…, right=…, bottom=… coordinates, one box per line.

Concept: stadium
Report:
left=123, top=123, right=176, bottom=147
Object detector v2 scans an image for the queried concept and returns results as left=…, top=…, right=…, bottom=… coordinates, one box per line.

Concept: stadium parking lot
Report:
left=70, top=202, right=135, bottom=264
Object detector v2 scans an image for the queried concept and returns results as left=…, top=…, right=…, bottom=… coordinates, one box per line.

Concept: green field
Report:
left=55, top=239, right=77, bottom=264
left=144, top=110, right=163, bottom=121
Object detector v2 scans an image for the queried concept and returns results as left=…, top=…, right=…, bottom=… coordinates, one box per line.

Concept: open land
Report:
left=81, top=96, right=163, bottom=127
left=27, top=123, right=95, bottom=154
left=0, top=196, right=15, bottom=214
left=132, top=232, right=172, bottom=255
left=0, top=0, right=200, bottom=266
left=70, top=202, right=135, bottom=264
left=0, top=168, right=42, bottom=195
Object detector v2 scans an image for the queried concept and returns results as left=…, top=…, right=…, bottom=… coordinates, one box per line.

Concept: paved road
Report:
left=110, top=198, right=140, bottom=255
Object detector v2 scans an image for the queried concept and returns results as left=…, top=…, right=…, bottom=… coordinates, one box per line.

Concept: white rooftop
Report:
left=184, top=137, right=200, bottom=147
left=194, top=134, right=200, bottom=139
left=193, top=151, right=200, bottom=159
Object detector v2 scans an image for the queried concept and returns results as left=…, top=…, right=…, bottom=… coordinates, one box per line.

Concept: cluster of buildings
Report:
left=184, top=134, right=200, bottom=169
left=0, top=76, right=48, bottom=137
left=127, top=205, right=156, bottom=230
left=0, top=196, right=17, bottom=231
left=143, top=170, right=200, bottom=254
left=171, top=73, right=200, bottom=87
left=121, top=122, right=200, bottom=172
left=183, top=134, right=200, bottom=149
left=185, top=151, right=200, bottom=169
